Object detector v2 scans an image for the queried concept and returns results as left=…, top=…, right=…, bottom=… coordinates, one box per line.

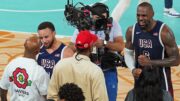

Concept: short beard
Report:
left=139, top=21, right=151, bottom=31
left=45, top=38, right=54, bottom=49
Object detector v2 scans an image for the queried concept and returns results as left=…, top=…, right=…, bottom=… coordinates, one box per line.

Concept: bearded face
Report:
left=137, top=6, right=153, bottom=31
left=38, top=28, right=55, bottom=49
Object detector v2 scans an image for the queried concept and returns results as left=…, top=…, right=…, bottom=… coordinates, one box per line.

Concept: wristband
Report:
left=103, top=40, right=107, bottom=46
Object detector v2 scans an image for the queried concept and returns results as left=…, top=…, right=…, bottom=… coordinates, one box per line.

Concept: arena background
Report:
left=0, top=0, right=180, bottom=100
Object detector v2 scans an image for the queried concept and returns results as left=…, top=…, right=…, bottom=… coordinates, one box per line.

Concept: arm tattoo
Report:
left=150, top=28, right=179, bottom=67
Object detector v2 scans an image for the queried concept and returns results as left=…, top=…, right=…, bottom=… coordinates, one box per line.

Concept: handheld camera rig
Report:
left=64, top=0, right=127, bottom=68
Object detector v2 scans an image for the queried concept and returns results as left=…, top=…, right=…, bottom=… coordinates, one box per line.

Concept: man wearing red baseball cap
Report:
left=75, top=30, right=98, bottom=49
left=47, top=30, right=108, bottom=101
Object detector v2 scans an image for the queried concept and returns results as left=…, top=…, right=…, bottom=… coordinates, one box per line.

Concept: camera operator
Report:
left=70, top=3, right=125, bottom=101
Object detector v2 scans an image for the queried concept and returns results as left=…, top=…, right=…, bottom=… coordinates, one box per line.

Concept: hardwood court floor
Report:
left=0, top=31, right=180, bottom=101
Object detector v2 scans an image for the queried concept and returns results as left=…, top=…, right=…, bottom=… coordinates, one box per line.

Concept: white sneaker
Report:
left=164, top=8, right=180, bottom=17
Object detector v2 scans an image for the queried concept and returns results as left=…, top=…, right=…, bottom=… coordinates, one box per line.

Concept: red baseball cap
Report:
left=76, top=30, right=98, bottom=49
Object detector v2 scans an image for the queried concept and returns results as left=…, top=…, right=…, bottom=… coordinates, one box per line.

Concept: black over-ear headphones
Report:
left=92, top=2, right=109, bottom=18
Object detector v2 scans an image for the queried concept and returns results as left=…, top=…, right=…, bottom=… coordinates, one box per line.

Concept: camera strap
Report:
left=104, top=17, right=113, bottom=40
left=104, top=17, right=113, bottom=52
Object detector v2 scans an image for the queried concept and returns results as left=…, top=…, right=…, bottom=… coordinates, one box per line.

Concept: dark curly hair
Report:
left=135, top=67, right=163, bottom=101
left=58, top=83, right=85, bottom=101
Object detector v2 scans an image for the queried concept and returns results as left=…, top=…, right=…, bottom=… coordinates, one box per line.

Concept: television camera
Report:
left=64, top=0, right=111, bottom=31
left=64, top=0, right=127, bottom=68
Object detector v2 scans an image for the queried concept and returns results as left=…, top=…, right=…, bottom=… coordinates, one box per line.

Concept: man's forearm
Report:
left=150, top=57, right=179, bottom=67
left=105, top=41, right=124, bottom=52
left=0, top=88, right=7, bottom=101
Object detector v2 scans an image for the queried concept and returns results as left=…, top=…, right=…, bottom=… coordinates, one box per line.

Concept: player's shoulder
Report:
left=156, top=20, right=169, bottom=32
left=160, top=23, right=174, bottom=39
left=62, top=46, right=74, bottom=58
left=161, top=23, right=171, bottom=32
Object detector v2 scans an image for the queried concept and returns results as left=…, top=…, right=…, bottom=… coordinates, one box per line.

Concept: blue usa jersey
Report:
left=133, top=21, right=165, bottom=66
left=132, top=20, right=173, bottom=96
left=37, top=44, right=65, bottom=78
